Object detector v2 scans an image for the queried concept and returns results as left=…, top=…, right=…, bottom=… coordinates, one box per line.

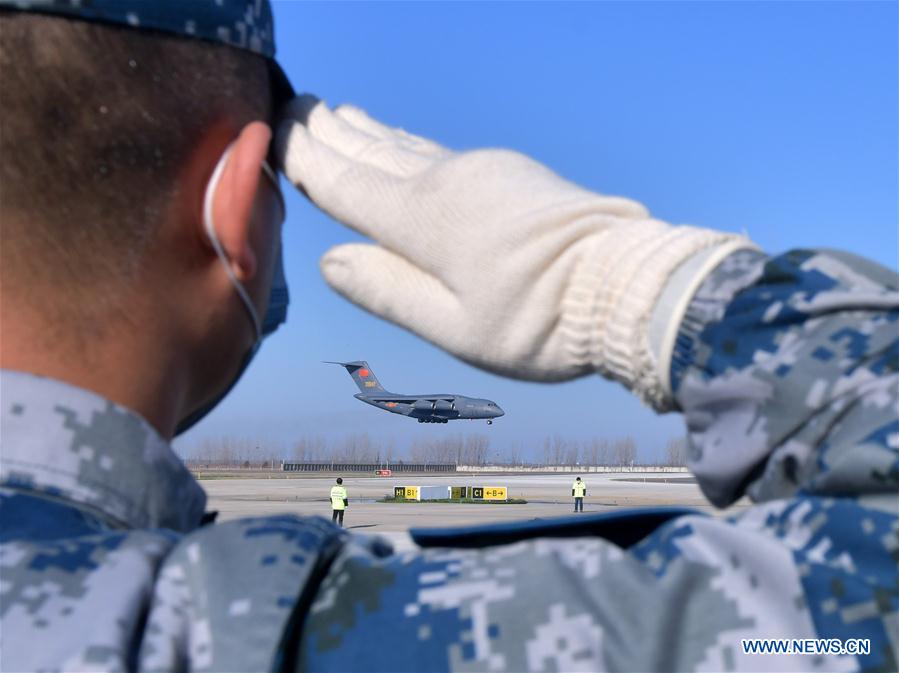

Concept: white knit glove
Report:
left=277, top=95, right=753, bottom=409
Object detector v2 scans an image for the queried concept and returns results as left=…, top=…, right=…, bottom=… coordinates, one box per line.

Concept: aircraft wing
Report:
left=364, top=395, right=456, bottom=404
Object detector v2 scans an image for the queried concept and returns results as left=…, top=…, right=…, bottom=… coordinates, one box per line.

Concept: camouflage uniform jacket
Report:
left=2, top=248, right=897, bottom=672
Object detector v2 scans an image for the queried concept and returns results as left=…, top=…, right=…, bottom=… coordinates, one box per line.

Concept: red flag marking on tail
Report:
left=359, top=368, right=370, bottom=377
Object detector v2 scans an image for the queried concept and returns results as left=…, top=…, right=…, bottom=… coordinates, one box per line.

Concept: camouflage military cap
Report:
left=0, top=0, right=294, bottom=98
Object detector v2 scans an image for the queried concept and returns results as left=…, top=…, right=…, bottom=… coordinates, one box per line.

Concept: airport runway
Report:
left=201, top=472, right=750, bottom=551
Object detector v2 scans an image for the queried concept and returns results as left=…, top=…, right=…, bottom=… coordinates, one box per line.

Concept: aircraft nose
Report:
left=493, top=404, right=504, bottom=417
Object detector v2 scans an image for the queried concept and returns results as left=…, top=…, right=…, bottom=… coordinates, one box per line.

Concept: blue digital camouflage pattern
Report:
left=0, top=372, right=348, bottom=672
left=1, top=248, right=897, bottom=672
left=0, top=0, right=295, bottom=106
left=0, top=0, right=278, bottom=58
left=295, top=249, right=898, bottom=672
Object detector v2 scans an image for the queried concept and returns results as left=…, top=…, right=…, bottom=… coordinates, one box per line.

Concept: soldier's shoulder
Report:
left=141, top=515, right=346, bottom=672
left=0, top=490, right=179, bottom=672
left=164, top=514, right=341, bottom=572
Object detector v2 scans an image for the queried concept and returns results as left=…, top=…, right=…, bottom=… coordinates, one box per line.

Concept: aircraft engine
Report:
left=432, top=400, right=454, bottom=413
left=412, top=400, right=432, bottom=412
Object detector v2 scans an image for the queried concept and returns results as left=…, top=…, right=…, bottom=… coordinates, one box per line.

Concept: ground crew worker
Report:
left=330, top=477, right=348, bottom=526
left=1, top=2, right=896, bottom=672
left=572, top=476, right=587, bottom=512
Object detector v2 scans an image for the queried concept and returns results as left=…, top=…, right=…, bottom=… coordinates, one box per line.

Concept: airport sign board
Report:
left=394, top=486, right=420, bottom=500
left=469, top=486, right=507, bottom=500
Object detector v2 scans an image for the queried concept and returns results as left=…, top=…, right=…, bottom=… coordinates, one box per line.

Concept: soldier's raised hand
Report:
left=277, top=95, right=752, bottom=409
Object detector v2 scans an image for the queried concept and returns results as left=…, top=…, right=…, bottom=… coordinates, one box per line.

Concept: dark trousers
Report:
left=332, top=509, right=344, bottom=526
left=574, top=497, right=583, bottom=512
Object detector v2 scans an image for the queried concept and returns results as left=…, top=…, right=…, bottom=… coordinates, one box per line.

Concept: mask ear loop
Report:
left=203, top=142, right=263, bottom=344
left=260, top=160, right=286, bottom=223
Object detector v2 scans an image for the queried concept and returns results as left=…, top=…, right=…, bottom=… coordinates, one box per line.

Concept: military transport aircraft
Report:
left=326, top=361, right=505, bottom=425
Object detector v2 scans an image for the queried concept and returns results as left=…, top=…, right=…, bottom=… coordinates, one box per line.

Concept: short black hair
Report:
left=336, top=478, right=343, bottom=484
left=0, top=11, right=271, bottom=308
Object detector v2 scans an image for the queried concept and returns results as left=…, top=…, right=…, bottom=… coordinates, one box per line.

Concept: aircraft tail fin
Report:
left=324, top=361, right=386, bottom=393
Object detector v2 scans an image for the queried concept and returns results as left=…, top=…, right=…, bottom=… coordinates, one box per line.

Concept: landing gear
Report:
left=417, top=418, right=448, bottom=424
left=487, top=420, right=493, bottom=425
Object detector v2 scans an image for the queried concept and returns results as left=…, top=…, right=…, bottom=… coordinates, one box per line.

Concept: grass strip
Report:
left=379, top=497, right=527, bottom=504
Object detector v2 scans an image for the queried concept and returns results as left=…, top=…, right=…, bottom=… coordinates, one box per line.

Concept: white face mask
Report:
left=175, top=143, right=289, bottom=435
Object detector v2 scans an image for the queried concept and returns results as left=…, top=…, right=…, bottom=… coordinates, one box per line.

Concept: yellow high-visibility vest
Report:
left=572, top=481, right=587, bottom=497
left=330, top=485, right=347, bottom=510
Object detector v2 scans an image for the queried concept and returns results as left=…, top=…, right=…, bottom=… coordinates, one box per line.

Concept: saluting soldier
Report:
left=1, top=2, right=895, bottom=671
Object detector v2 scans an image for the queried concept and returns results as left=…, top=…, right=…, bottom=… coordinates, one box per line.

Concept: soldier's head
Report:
left=0, top=1, right=292, bottom=438
left=576, top=477, right=581, bottom=481
left=336, top=478, right=343, bottom=485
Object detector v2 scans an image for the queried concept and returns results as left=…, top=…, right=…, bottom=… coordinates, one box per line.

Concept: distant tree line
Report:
left=188, top=437, right=282, bottom=468
left=291, top=433, right=397, bottom=464
left=409, top=435, right=491, bottom=465
left=664, top=437, right=688, bottom=467
left=540, top=436, right=638, bottom=467
left=185, top=433, right=690, bottom=468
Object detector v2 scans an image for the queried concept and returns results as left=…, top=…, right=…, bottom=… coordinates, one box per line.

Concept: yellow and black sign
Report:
left=394, top=486, right=420, bottom=500
left=450, top=486, right=467, bottom=499
left=470, top=486, right=507, bottom=500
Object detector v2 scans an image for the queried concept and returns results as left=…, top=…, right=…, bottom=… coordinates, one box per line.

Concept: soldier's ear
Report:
left=207, top=122, right=272, bottom=282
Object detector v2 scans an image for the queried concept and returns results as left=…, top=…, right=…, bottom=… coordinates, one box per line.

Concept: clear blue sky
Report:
left=175, top=1, right=898, bottom=463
